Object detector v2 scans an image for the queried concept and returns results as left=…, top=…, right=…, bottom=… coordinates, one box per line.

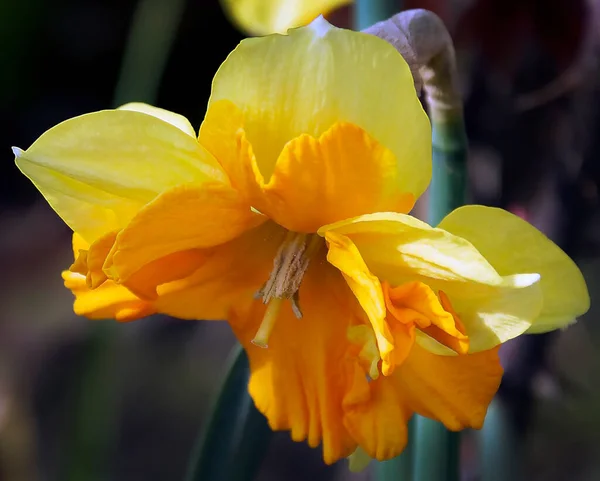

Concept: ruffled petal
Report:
left=153, top=221, right=287, bottom=321
left=209, top=18, right=430, bottom=199
left=63, top=234, right=154, bottom=321
left=438, top=205, right=590, bottom=332
left=393, top=345, right=503, bottom=430
left=14, top=109, right=227, bottom=242
left=221, top=0, right=351, bottom=35
left=105, top=182, right=264, bottom=283
left=229, top=255, right=367, bottom=464
left=343, top=375, right=413, bottom=461
left=261, top=122, right=415, bottom=232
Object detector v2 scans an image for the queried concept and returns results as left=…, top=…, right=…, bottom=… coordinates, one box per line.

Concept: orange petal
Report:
left=62, top=271, right=154, bottom=322
left=122, top=249, right=210, bottom=300
left=343, top=375, right=413, bottom=461
left=383, top=281, right=469, bottom=355
left=69, top=230, right=118, bottom=289
left=392, top=345, right=503, bottom=430
left=260, top=122, right=415, bottom=233
left=229, top=257, right=367, bottom=464
left=153, top=221, right=287, bottom=321
left=105, top=182, right=264, bottom=283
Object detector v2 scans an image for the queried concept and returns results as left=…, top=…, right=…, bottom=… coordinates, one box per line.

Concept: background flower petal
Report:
left=14, top=110, right=227, bottom=243
left=209, top=18, right=431, bottom=200
left=221, top=0, right=351, bottom=35
left=438, top=205, right=590, bottom=332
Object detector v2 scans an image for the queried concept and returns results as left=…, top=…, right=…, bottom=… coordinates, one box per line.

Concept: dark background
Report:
left=1, top=1, right=599, bottom=480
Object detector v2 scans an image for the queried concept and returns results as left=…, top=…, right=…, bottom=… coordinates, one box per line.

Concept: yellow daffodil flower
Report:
left=13, top=18, right=589, bottom=465
left=221, top=0, right=350, bottom=35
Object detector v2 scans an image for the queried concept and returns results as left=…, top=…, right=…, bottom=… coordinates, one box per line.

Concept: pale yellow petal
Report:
left=221, top=0, right=351, bottom=35
left=321, top=213, right=544, bottom=354
left=118, top=102, right=196, bottom=137
left=14, top=110, right=227, bottom=243
left=209, top=18, right=430, bottom=198
left=438, top=205, right=590, bottom=332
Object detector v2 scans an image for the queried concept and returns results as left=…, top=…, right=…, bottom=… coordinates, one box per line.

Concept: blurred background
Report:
left=1, top=0, right=599, bottom=480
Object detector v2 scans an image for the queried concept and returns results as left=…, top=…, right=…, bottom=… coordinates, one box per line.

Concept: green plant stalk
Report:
left=479, top=398, right=522, bottom=481
left=427, top=115, right=468, bottom=225
left=113, top=0, right=187, bottom=106
left=62, top=323, right=118, bottom=481
left=355, top=0, right=399, bottom=30
left=185, top=344, right=272, bottom=481
left=412, top=417, right=459, bottom=481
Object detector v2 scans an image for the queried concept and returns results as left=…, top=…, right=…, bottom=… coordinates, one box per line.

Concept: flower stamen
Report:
left=252, top=231, right=323, bottom=348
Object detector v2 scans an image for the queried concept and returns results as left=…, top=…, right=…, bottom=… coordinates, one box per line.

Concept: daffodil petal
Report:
left=62, top=271, right=154, bottom=322
left=319, top=212, right=503, bottom=286
left=320, top=213, right=545, bottom=354
left=199, top=100, right=264, bottom=201
left=324, top=231, right=394, bottom=375
left=118, top=102, right=197, bottom=137
left=438, top=205, right=590, bottom=332
left=229, top=258, right=366, bottom=464
left=14, top=110, right=227, bottom=243
left=393, top=345, right=503, bottom=431
left=343, top=375, right=412, bottom=461
left=153, top=221, right=287, bottom=321
left=63, top=233, right=154, bottom=321
left=106, top=182, right=265, bottom=283
left=221, top=0, right=351, bottom=35
left=260, top=122, right=415, bottom=232
left=209, top=18, right=431, bottom=198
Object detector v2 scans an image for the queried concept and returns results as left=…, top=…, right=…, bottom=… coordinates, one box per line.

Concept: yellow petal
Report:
left=64, top=233, right=154, bottom=321
left=229, top=257, right=367, bottom=464
left=320, top=212, right=503, bottom=286
left=153, top=221, right=287, bottom=321
left=438, top=205, right=590, bottom=332
left=14, top=110, right=227, bottom=243
left=199, top=100, right=264, bottom=202
left=118, top=102, right=197, bottom=137
left=105, top=182, right=264, bottom=283
left=209, top=18, right=430, bottom=198
left=62, top=271, right=154, bottom=322
left=324, top=231, right=394, bottom=375
left=260, top=122, right=415, bottom=232
left=221, top=0, right=351, bottom=35
left=321, top=213, right=544, bottom=354
left=393, top=345, right=503, bottom=431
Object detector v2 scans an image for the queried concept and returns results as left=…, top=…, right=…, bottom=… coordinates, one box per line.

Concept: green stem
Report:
left=354, top=0, right=399, bottom=30
left=62, top=323, right=118, bottom=481
left=113, top=0, right=187, bottom=106
left=412, top=418, right=459, bottom=481
left=427, top=115, right=468, bottom=225
left=184, top=344, right=272, bottom=481
left=479, top=399, right=522, bottom=481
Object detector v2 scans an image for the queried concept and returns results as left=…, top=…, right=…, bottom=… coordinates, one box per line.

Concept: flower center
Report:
left=251, top=231, right=323, bottom=348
